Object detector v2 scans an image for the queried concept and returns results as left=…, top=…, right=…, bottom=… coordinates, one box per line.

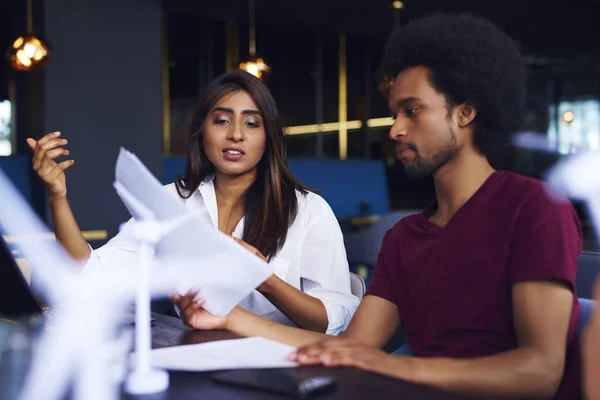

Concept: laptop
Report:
left=0, top=234, right=43, bottom=319
left=0, top=234, right=157, bottom=326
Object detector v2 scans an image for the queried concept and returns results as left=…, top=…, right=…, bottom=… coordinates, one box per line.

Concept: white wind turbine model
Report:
left=112, top=167, right=191, bottom=394
left=0, top=148, right=272, bottom=400
left=510, top=131, right=600, bottom=246
left=110, top=148, right=271, bottom=393
left=0, top=166, right=139, bottom=400
left=545, top=150, right=600, bottom=248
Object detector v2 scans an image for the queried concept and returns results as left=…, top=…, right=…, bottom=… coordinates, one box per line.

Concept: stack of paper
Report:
left=114, top=148, right=274, bottom=317
left=150, top=337, right=299, bottom=371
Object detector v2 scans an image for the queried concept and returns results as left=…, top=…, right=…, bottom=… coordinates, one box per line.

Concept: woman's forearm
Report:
left=49, top=197, right=91, bottom=263
left=226, top=306, right=329, bottom=347
left=258, top=275, right=329, bottom=333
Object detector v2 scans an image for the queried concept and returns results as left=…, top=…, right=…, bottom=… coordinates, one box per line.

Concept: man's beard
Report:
left=403, top=129, right=459, bottom=180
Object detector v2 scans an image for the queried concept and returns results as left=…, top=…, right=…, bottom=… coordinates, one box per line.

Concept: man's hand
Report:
left=169, top=288, right=227, bottom=330
left=288, top=338, right=398, bottom=374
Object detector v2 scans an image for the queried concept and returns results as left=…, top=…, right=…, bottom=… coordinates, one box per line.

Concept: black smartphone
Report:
left=212, top=369, right=336, bottom=398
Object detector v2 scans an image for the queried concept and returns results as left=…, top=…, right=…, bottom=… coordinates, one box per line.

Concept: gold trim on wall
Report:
left=225, top=20, right=239, bottom=73
left=285, top=120, right=362, bottom=136
left=366, top=117, right=394, bottom=128
left=3, top=230, right=108, bottom=243
left=284, top=118, right=393, bottom=136
left=81, top=230, right=109, bottom=241
left=162, top=10, right=171, bottom=156
left=338, top=32, right=347, bottom=160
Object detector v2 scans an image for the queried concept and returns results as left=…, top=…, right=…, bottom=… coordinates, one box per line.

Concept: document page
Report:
left=114, top=148, right=273, bottom=317
left=150, top=337, right=299, bottom=371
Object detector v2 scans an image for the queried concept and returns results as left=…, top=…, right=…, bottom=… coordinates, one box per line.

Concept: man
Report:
left=172, top=13, right=582, bottom=399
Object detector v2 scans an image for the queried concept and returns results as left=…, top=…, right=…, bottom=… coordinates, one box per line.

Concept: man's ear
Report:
left=457, top=103, right=477, bottom=127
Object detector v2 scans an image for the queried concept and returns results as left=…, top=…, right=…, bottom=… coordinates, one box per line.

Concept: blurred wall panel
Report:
left=44, top=0, right=164, bottom=240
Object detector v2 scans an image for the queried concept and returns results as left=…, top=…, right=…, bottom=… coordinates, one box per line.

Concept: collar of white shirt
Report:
left=197, top=178, right=245, bottom=238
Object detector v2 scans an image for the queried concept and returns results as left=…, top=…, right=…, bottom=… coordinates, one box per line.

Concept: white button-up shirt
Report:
left=83, top=179, right=359, bottom=335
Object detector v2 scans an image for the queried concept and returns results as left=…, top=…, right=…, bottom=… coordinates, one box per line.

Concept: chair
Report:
left=392, top=342, right=412, bottom=356
left=575, top=251, right=600, bottom=299
left=575, top=251, right=599, bottom=333
left=344, top=210, right=420, bottom=267
left=579, top=297, right=595, bottom=334
left=349, top=272, right=366, bottom=300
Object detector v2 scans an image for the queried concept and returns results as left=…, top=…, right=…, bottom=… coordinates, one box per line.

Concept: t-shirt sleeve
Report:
left=508, top=187, right=582, bottom=290
left=364, top=229, right=398, bottom=305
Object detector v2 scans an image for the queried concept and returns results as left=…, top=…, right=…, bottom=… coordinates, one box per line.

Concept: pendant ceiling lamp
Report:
left=7, top=0, right=51, bottom=72
left=239, top=0, right=271, bottom=81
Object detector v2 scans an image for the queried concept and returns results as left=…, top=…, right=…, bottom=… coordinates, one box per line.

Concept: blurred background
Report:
left=1, top=0, right=599, bottom=279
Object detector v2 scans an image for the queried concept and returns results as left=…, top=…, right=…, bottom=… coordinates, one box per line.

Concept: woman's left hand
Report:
left=230, top=236, right=268, bottom=262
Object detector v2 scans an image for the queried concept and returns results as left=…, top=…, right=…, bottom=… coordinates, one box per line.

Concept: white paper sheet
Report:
left=114, top=148, right=274, bottom=317
left=149, top=337, right=299, bottom=371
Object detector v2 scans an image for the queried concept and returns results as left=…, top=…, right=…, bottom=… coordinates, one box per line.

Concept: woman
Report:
left=27, top=70, right=359, bottom=334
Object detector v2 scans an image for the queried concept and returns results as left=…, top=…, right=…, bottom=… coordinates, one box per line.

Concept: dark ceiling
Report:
left=165, top=0, right=600, bottom=60
left=2, top=0, right=600, bottom=100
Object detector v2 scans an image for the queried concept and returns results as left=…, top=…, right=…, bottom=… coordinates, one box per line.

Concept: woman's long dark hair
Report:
left=175, top=70, right=310, bottom=261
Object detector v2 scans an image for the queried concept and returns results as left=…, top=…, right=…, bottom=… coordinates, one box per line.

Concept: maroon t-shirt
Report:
left=366, top=171, right=582, bottom=399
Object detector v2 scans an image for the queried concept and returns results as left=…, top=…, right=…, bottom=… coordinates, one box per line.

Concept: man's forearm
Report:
left=225, top=306, right=330, bottom=347
left=384, top=347, right=562, bottom=399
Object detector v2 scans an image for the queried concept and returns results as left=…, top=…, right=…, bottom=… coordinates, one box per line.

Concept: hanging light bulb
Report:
left=563, top=111, right=575, bottom=123
left=391, top=1, right=405, bottom=28
left=239, top=0, right=271, bottom=81
left=8, top=34, right=51, bottom=71
left=7, top=0, right=51, bottom=72
left=239, top=55, right=271, bottom=81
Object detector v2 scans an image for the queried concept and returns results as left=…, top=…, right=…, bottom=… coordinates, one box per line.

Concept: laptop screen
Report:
left=0, top=235, right=43, bottom=318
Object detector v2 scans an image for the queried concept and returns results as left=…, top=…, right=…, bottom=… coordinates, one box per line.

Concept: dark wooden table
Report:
left=122, top=313, right=474, bottom=399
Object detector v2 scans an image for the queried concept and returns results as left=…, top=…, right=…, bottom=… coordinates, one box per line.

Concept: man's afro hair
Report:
left=379, top=12, right=528, bottom=159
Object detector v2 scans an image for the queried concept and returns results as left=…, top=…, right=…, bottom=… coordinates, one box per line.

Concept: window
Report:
left=0, top=99, right=11, bottom=156
left=548, top=100, right=600, bottom=155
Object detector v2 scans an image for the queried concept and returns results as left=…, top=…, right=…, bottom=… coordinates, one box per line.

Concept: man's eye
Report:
left=405, top=108, right=419, bottom=118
